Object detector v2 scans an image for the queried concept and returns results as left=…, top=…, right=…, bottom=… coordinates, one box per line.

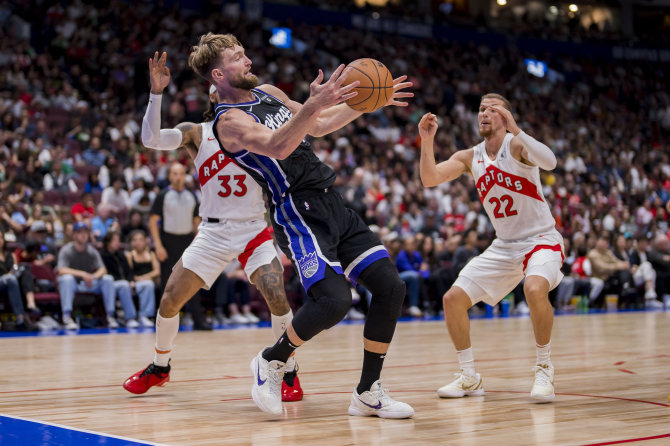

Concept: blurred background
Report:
left=0, top=0, right=669, bottom=330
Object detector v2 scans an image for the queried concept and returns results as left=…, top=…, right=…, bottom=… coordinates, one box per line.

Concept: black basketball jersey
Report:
left=212, top=88, right=335, bottom=205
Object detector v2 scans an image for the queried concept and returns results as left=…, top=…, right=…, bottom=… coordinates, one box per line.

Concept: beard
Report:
left=229, top=72, right=259, bottom=90
left=478, top=126, right=492, bottom=138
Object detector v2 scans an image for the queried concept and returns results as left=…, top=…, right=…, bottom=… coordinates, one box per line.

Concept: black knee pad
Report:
left=357, top=258, right=406, bottom=342
left=290, top=267, right=352, bottom=341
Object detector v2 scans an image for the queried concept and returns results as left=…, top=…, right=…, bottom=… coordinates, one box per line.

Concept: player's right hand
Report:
left=308, top=64, right=359, bottom=109
left=418, top=113, right=438, bottom=139
left=149, top=51, right=171, bottom=94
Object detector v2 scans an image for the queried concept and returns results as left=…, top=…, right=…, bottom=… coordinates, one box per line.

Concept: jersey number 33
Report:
left=217, top=174, right=247, bottom=197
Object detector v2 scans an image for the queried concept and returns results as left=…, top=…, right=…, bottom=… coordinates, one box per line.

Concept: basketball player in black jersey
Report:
left=188, top=33, right=414, bottom=418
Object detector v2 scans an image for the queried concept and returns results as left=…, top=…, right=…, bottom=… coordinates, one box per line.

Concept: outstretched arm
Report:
left=255, top=84, right=363, bottom=138
left=259, top=75, right=412, bottom=138
left=310, top=75, right=413, bottom=137
left=309, top=75, right=414, bottom=136
left=418, top=113, right=470, bottom=187
left=218, top=65, right=358, bottom=159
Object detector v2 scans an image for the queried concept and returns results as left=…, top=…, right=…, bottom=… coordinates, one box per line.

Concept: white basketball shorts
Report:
left=181, top=218, right=280, bottom=289
left=453, top=230, right=565, bottom=306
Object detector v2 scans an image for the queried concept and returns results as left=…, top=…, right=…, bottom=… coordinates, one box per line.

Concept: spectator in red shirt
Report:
left=71, top=192, right=95, bottom=223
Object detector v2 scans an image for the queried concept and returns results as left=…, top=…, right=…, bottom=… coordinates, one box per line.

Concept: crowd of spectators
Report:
left=0, top=1, right=669, bottom=329
left=297, top=0, right=670, bottom=46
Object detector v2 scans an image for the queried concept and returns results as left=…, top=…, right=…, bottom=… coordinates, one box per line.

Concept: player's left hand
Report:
left=384, top=75, right=413, bottom=107
left=490, top=105, right=520, bottom=136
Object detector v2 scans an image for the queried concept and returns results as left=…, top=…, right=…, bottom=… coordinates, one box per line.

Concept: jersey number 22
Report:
left=489, top=195, right=517, bottom=218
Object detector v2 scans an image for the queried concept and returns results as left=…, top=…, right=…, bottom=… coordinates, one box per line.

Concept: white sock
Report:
left=271, top=310, right=293, bottom=340
left=536, top=342, right=551, bottom=365
left=154, top=313, right=179, bottom=367
left=457, top=347, right=476, bottom=376
left=272, top=310, right=295, bottom=371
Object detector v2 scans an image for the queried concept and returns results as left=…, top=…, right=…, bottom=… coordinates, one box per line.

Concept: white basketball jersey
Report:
left=194, top=121, right=266, bottom=220
left=471, top=133, right=556, bottom=241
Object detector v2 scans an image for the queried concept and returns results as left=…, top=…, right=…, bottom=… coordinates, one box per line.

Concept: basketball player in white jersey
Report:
left=419, top=93, right=563, bottom=402
left=123, top=52, right=303, bottom=401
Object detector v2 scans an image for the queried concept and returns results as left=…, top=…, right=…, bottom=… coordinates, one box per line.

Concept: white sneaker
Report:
left=215, top=314, right=231, bottom=325
left=645, top=289, right=658, bottom=300
left=107, top=317, right=119, bottom=329
left=139, top=316, right=154, bottom=328
left=250, top=350, right=285, bottom=416
left=645, top=298, right=664, bottom=310
left=348, top=380, right=414, bottom=419
left=230, top=313, right=249, bottom=324
left=125, top=319, right=139, bottom=328
left=244, top=312, right=260, bottom=324
left=346, top=307, right=366, bottom=321
left=437, top=372, right=484, bottom=398
left=40, top=315, right=61, bottom=330
left=36, top=320, right=51, bottom=331
left=407, top=305, right=423, bottom=317
left=408, top=306, right=423, bottom=317
left=516, top=301, right=530, bottom=315
left=531, top=363, right=555, bottom=402
left=63, top=316, right=78, bottom=330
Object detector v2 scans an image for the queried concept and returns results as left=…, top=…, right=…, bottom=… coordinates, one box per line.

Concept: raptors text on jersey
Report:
left=470, top=133, right=556, bottom=240
left=194, top=121, right=266, bottom=220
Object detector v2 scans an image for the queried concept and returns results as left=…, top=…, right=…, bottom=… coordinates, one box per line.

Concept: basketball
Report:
left=343, top=58, right=394, bottom=113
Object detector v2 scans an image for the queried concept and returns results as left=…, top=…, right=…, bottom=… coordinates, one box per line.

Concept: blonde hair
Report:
left=188, top=33, right=242, bottom=81
left=481, top=93, right=512, bottom=111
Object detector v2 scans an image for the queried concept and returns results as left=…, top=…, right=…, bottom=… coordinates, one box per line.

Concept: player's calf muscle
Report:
left=252, top=261, right=290, bottom=315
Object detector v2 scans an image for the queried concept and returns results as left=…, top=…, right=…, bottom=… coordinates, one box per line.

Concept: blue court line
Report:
left=0, top=413, right=168, bottom=446
left=0, top=307, right=663, bottom=339
left=0, top=322, right=273, bottom=338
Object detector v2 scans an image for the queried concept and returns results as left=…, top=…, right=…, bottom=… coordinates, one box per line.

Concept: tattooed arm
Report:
left=250, top=257, right=291, bottom=316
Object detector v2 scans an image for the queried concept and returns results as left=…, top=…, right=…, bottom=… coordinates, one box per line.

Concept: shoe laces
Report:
left=368, top=383, right=393, bottom=406
left=454, top=370, right=476, bottom=384
left=533, top=364, right=553, bottom=386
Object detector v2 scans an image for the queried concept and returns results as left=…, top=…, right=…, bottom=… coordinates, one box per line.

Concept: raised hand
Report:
left=384, top=75, right=413, bottom=107
left=418, top=113, right=438, bottom=139
left=149, top=51, right=171, bottom=95
left=308, top=64, right=360, bottom=110
left=490, top=104, right=520, bottom=136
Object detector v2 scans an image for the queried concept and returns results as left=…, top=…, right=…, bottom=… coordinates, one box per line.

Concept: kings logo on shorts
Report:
left=297, top=252, right=319, bottom=278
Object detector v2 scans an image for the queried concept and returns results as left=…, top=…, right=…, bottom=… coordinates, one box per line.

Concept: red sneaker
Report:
left=282, top=369, right=303, bottom=402
left=123, top=362, right=171, bottom=394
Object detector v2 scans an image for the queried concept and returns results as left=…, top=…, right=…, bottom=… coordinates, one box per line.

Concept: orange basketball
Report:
left=343, top=58, right=393, bottom=113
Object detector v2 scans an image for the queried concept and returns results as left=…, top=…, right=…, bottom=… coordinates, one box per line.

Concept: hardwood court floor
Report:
left=1, top=312, right=670, bottom=445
